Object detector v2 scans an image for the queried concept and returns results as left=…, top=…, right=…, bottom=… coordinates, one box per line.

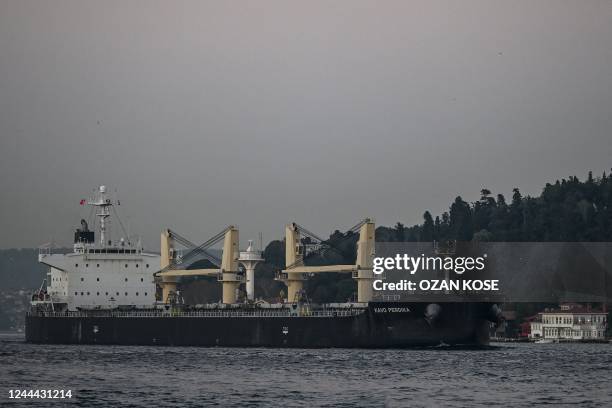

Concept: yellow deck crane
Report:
left=276, top=219, right=375, bottom=303
left=156, top=226, right=241, bottom=304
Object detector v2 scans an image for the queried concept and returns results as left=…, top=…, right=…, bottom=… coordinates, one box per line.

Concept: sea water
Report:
left=1, top=333, right=610, bottom=407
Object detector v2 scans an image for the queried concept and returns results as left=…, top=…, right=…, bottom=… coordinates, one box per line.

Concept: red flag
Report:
left=80, top=199, right=86, bottom=205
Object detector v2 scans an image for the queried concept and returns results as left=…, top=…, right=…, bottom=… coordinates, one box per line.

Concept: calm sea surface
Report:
left=1, top=332, right=611, bottom=407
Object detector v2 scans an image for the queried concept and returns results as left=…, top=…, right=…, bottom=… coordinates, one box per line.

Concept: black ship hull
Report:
left=26, top=302, right=494, bottom=347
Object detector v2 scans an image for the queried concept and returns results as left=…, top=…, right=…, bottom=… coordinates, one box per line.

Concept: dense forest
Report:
left=382, top=169, right=612, bottom=243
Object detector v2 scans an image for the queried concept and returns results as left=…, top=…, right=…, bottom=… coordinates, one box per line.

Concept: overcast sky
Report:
left=1, top=0, right=611, bottom=250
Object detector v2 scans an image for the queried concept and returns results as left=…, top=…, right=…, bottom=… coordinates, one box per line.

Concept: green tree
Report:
left=421, top=211, right=434, bottom=242
left=449, top=196, right=473, bottom=241
left=394, top=222, right=405, bottom=242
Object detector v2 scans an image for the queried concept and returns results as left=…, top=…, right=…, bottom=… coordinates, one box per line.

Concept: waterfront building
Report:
left=529, top=303, right=607, bottom=341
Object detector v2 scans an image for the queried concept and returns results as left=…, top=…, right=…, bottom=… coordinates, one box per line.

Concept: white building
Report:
left=530, top=304, right=607, bottom=341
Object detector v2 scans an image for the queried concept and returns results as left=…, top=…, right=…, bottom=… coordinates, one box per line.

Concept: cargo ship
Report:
left=26, top=185, right=501, bottom=347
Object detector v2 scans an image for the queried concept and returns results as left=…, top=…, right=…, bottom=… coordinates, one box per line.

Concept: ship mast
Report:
left=88, top=185, right=114, bottom=246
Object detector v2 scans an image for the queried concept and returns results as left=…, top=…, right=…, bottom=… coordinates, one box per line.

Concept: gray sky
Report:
left=1, top=0, right=611, bottom=250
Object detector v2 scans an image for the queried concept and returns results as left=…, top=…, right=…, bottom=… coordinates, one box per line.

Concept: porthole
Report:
left=125, top=292, right=128, bottom=296
left=87, top=292, right=90, bottom=296
left=75, top=264, right=79, bottom=267
left=97, top=264, right=100, bottom=267
left=81, top=292, right=84, bottom=296
left=74, top=292, right=78, bottom=296
left=136, top=264, right=139, bottom=268
left=144, top=292, right=147, bottom=296
left=96, top=292, right=99, bottom=296
left=125, top=278, right=128, bottom=282
left=97, top=277, right=100, bottom=282
left=105, top=292, right=109, bottom=296
left=125, top=264, right=128, bottom=268
left=86, top=264, right=89, bottom=267
left=136, top=292, right=139, bottom=296
left=81, top=277, right=84, bottom=281
left=141, top=278, right=143, bottom=282
left=116, top=292, right=119, bottom=296
left=146, top=264, right=149, bottom=268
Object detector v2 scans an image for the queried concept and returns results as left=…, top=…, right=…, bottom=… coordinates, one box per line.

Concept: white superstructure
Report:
left=530, top=303, right=608, bottom=341
left=34, top=186, right=159, bottom=311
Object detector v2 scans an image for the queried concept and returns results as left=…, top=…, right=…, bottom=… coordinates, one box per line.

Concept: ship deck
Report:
left=27, top=307, right=367, bottom=318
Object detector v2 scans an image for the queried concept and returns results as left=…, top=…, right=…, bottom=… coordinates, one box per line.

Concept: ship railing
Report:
left=298, top=310, right=364, bottom=317
left=27, top=309, right=366, bottom=318
left=38, top=247, right=52, bottom=257
left=372, top=293, right=401, bottom=302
